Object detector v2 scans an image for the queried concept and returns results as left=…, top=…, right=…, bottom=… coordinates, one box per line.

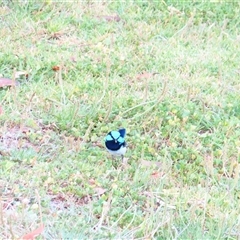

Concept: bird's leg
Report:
left=111, top=155, right=118, bottom=169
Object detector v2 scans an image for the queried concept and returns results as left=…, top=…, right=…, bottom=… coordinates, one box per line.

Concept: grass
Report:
left=0, top=1, right=240, bottom=239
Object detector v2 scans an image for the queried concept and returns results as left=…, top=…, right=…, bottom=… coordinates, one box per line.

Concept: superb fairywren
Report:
left=105, top=128, right=127, bottom=159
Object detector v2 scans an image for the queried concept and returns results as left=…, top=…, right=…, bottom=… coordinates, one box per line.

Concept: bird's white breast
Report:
left=107, top=145, right=127, bottom=156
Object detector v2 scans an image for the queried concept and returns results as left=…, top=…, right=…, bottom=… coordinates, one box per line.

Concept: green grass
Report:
left=0, top=1, right=240, bottom=239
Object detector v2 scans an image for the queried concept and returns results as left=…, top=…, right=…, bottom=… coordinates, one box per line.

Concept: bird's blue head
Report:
left=105, top=128, right=126, bottom=151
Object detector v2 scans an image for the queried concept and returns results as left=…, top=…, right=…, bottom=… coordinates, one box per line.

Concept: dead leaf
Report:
left=89, top=178, right=96, bottom=186
left=0, top=78, right=16, bottom=87
left=151, top=171, right=161, bottom=179
left=141, top=159, right=162, bottom=168
left=15, top=71, right=29, bottom=79
left=52, top=65, right=60, bottom=71
left=122, top=157, right=129, bottom=165
left=151, top=172, right=160, bottom=178
left=21, top=224, right=44, bottom=240
left=48, top=32, right=64, bottom=40
left=94, top=187, right=107, bottom=196
left=92, top=141, right=104, bottom=148
left=70, top=56, right=77, bottom=63
left=135, top=72, right=159, bottom=80
left=97, top=15, right=121, bottom=22
left=168, top=6, right=183, bottom=16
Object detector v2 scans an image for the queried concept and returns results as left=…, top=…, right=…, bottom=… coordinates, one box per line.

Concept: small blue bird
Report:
left=105, top=128, right=127, bottom=160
